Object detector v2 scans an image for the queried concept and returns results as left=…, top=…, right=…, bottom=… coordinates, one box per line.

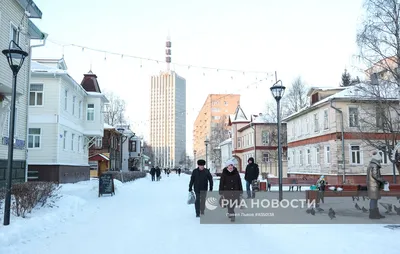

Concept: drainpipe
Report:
left=330, top=99, right=346, bottom=184
left=25, top=33, right=48, bottom=182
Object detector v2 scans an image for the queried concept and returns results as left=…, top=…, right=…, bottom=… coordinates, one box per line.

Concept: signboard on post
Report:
left=99, top=172, right=115, bottom=197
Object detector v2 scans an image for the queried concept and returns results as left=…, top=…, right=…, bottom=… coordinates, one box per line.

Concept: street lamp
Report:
left=116, top=127, right=128, bottom=182
left=2, top=40, right=28, bottom=226
left=270, top=80, right=286, bottom=201
left=204, top=137, right=210, bottom=169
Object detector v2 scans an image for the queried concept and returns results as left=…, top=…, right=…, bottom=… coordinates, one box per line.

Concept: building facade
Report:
left=28, top=60, right=108, bottom=183
left=149, top=71, right=186, bottom=168
left=229, top=105, right=288, bottom=176
left=284, top=85, right=400, bottom=184
left=0, top=0, right=45, bottom=187
left=193, top=94, right=240, bottom=171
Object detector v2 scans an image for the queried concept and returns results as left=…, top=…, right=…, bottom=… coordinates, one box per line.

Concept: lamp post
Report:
left=250, top=122, right=256, bottom=163
left=116, top=127, right=127, bottom=182
left=204, top=137, right=210, bottom=169
left=2, top=40, right=28, bottom=226
left=193, top=150, right=197, bottom=168
left=270, top=80, right=286, bottom=202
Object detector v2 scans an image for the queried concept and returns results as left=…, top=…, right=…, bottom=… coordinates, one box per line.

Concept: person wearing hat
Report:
left=219, top=159, right=243, bottom=222
left=189, top=159, right=213, bottom=217
left=367, top=151, right=388, bottom=219
left=244, top=157, right=259, bottom=199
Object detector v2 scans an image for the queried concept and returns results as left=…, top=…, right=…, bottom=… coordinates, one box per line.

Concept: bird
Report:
left=362, top=206, right=368, bottom=213
left=352, top=196, right=355, bottom=201
left=362, top=196, right=366, bottom=201
left=306, top=208, right=312, bottom=214
left=393, top=205, right=400, bottom=215
left=310, top=208, right=315, bottom=215
left=380, top=202, right=393, bottom=214
left=316, top=207, right=324, bottom=212
left=355, top=203, right=361, bottom=210
left=328, top=208, right=336, bottom=219
left=355, top=196, right=360, bottom=201
left=336, top=187, right=343, bottom=192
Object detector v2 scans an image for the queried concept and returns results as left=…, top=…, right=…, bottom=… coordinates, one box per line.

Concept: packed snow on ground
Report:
left=0, top=173, right=398, bottom=254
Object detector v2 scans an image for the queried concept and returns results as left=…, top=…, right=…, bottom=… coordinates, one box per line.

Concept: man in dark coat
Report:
left=244, top=157, right=259, bottom=199
left=155, top=166, right=161, bottom=181
left=219, top=159, right=243, bottom=222
left=150, top=167, right=156, bottom=181
left=189, top=159, right=213, bottom=217
left=367, top=152, right=387, bottom=219
left=178, top=168, right=181, bottom=176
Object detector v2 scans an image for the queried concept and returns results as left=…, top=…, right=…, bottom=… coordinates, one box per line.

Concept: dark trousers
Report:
left=151, top=175, right=155, bottom=181
left=195, top=192, right=207, bottom=215
left=370, top=199, right=378, bottom=209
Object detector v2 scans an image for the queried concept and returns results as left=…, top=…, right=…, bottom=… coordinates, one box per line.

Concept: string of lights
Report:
left=131, top=78, right=268, bottom=128
left=46, top=38, right=274, bottom=76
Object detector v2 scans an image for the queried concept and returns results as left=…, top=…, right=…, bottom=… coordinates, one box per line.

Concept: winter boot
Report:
left=369, top=209, right=379, bottom=219
left=230, top=214, right=235, bottom=222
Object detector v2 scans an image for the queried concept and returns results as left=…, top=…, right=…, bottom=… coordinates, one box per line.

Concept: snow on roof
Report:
left=219, top=138, right=232, bottom=146
left=104, top=123, right=114, bottom=129
left=232, top=105, right=249, bottom=122
left=284, top=83, right=399, bottom=121
left=306, top=86, right=345, bottom=96
left=31, top=61, right=68, bottom=74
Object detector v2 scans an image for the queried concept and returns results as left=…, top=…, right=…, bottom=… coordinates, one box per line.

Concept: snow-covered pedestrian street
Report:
left=1, top=173, right=399, bottom=254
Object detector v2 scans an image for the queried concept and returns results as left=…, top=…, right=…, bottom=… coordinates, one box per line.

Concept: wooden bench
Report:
left=267, top=178, right=316, bottom=191
left=306, top=184, right=400, bottom=205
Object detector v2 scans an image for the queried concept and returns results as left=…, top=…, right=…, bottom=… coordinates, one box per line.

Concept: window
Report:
left=307, top=149, right=311, bottom=165
left=224, top=101, right=228, bottom=105
left=306, top=117, right=310, bottom=134
left=350, top=145, right=361, bottom=164
left=78, top=136, right=81, bottom=152
left=292, top=151, right=295, bottom=165
left=64, top=90, right=68, bottom=110
left=325, top=146, right=330, bottom=164
left=262, top=131, right=269, bottom=144
left=28, top=128, right=41, bottom=148
left=315, top=147, right=320, bottom=165
left=262, top=153, right=270, bottom=162
left=79, top=101, right=82, bottom=118
left=72, top=96, right=76, bottom=115
left=376, top=106, right=385, bottom=128
left=211, top=108, right=220, bottom=112
left=378, top=151, right=388, bottom=164
left=323, top=109, right=329, bottom=129
left=212, top=101, right=219, bottom=105
left=87, top=104, right=94, bottom=121
left=63, top=131, right=67, bottom=149
left=212, top=116, right=221, bottom=120
left=29, top=84, right=43, bottom=106
left=237, top=137, right=241, bottom=148
left=349, top=107, right=359, bottom=127
left=299, top=150, right=303, bottom=166
left=71, top=134, right=75, bottom=150
left=95, top=137, right=102, bottom=148
left=10, top=23, right=19, bottom=45
left=314, top=113, right=319, bottom=132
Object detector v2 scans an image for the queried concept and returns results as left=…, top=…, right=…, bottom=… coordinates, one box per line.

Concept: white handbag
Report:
left=383, top=182, right=390, bottom=192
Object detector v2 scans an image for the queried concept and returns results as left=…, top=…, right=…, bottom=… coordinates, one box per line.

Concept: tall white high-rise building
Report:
left=149, top=36, right=186, bottom=168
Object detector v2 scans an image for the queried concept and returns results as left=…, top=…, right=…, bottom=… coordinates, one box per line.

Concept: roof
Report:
left=284, top=83, right=399, bottom=121
left=306, top=87, right=345, bottom=96
left=219, top=138, right=232, bottom=146
left=89, top=153, right=109, bottom=161
left=80, top=71, right=102, bottom=93
left=28, top=20, right=46, bottom=40
left=232, top=105, right=249, bottom=123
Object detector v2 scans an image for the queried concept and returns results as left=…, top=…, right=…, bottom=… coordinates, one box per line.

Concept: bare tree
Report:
left=209, top=115, right=231, bottom=170
left=356, top=0, right=400, bottom=176
left=143, top=141, right=155, bottom=166
left=185, top=156, right=193, bottom=169
left=357, top=0, right=400, bottom=86
left=103, top=91, right=127, bottom=126
left=263, top=77, right=309, bottom=121
left=352, top=82, right=400, bottom=175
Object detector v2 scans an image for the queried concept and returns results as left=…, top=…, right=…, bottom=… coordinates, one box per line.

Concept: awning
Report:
left=16, top=0, right=42, bottom=18
left=28, top=20, right=46, bottom=40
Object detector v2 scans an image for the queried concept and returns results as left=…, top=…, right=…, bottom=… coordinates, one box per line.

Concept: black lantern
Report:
left=270, top=80, right=286, bottom=101
left=2, top=40, right=28, bottom=75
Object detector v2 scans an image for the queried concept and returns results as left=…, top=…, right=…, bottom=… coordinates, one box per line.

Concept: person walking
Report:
left=150, top=167, right=156, bottom=181
left=219, top=160, right=243, bottom=222
left=367, top=151, right=388, bottom=219
left=155, top=166, right=161, bottom=181
left=188, top=159, right=213, bottom=217
left=178, top=168, right=181, bottom=176
left=244, top=157, right=259, bottom=199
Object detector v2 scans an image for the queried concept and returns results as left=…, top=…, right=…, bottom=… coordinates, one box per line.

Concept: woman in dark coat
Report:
left=219, top=160, right=243, bottom=222
left=367, top=151, right=387, bottom=219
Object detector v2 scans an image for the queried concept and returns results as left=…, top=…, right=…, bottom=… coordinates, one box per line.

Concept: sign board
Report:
left=99, top=172, right=115, bottom=197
